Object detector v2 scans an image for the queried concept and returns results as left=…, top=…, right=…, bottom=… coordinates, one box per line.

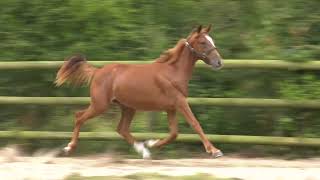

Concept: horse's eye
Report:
left=200, top=42, right=206, bottom=45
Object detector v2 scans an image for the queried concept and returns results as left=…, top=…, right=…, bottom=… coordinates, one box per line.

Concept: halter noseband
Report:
left=185, top=41, right=216, bottom=60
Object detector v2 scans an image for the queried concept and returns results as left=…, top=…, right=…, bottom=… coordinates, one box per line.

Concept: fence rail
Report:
left=0, top=59, right=319, bottom=70
left=1, top=60, right=320, bottom=147
left=0, top=131, right=319, bottom=147
left=1, top=96, right=320, bottom=109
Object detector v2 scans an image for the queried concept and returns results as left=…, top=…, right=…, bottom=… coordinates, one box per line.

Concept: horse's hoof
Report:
left=63, top=146, right=72, bottom=155
left=211, top=150, right=223, bottom=158
left=142, top=148, right=151, bottom=159
left=144, top=139, right=160, bottom=148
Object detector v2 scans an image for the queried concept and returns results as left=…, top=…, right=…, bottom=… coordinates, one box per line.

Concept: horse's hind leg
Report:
left=145, top=110, right=178, bottom=148
left=116, top=105, right=151, bottom=159
left=64, top=103, right=107, bottom=154
left=116, top=106, right=136, bottom=144
left=64, top=88, right=111, bottom=154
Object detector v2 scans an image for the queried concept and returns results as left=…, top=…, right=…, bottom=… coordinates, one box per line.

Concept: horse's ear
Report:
left=204, top=24, right=212, bottom=33
left=190, top=25, right=203, bottom=35
left=196, top=25, right=202, bottom=33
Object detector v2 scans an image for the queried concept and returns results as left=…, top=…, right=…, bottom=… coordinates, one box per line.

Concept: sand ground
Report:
left=0, top=146, right=319, bottom=180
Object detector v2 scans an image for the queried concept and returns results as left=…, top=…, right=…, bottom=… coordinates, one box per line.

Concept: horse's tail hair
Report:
left=55, top=55, right=97, bottom=86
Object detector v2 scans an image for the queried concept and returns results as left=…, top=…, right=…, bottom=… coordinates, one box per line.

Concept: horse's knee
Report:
left=171, top=132, right=178, bottom=140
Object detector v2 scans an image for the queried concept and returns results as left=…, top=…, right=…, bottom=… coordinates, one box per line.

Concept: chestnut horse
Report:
left=55, top=25, right=223, bottom=158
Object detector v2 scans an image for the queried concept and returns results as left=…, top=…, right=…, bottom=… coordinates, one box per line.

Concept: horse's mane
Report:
left=155, top=38, right=187, bottom=64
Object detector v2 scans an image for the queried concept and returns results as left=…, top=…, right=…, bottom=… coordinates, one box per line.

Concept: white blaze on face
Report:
left=205, top=35, right=216, bottom=48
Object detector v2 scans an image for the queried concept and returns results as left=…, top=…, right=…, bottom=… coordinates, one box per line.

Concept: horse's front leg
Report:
left=116, top=105, right=152, bottom=159
left=145, top=110, right=178, bottom=148
left=177, top=97, right=223, bottom=158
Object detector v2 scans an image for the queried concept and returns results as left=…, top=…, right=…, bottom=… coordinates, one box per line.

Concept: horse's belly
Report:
left=113, top=80, right=175, bottom=111
left=115, top=91, right=175, bottom=111
left=118, top=97, right=174, bottom=111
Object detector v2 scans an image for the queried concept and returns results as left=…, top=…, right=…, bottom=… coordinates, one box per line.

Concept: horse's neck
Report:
left=174, top=47, right=197, bottom=82
left=166, top=47, right=197, bottom=96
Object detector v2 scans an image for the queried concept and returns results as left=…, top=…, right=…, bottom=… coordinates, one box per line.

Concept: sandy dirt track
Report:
left=0, top=147, right=320, bottom=180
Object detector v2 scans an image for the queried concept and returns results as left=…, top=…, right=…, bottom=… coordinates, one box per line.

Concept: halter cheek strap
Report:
left=185, top=41, right=216, bottom=60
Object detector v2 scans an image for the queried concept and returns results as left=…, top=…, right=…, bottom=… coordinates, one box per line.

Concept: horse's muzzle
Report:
left=211, top=59, right=223, bottom=70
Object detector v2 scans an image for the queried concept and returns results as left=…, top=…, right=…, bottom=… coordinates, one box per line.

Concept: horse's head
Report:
left=186, top=25, right=223, bottom=69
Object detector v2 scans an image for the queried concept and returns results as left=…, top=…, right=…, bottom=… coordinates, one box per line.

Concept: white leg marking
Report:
left=145, top=139, right=160, bottom=148
left=133, top=142, right=151, bottom=159
left=63, top=146, right=71, bottom=153
left=142, top=147, right=151, bottom=159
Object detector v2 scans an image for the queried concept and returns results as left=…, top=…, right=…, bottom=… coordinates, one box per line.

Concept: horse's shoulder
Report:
left=154, top=73, right=188, bottom=97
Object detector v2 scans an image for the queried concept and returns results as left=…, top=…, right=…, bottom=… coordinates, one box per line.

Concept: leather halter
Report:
left=185, top=41, right=216, bottom=60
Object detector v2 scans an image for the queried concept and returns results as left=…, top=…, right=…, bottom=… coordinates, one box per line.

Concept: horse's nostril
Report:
left=216, top=60, right=222, bottom=67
